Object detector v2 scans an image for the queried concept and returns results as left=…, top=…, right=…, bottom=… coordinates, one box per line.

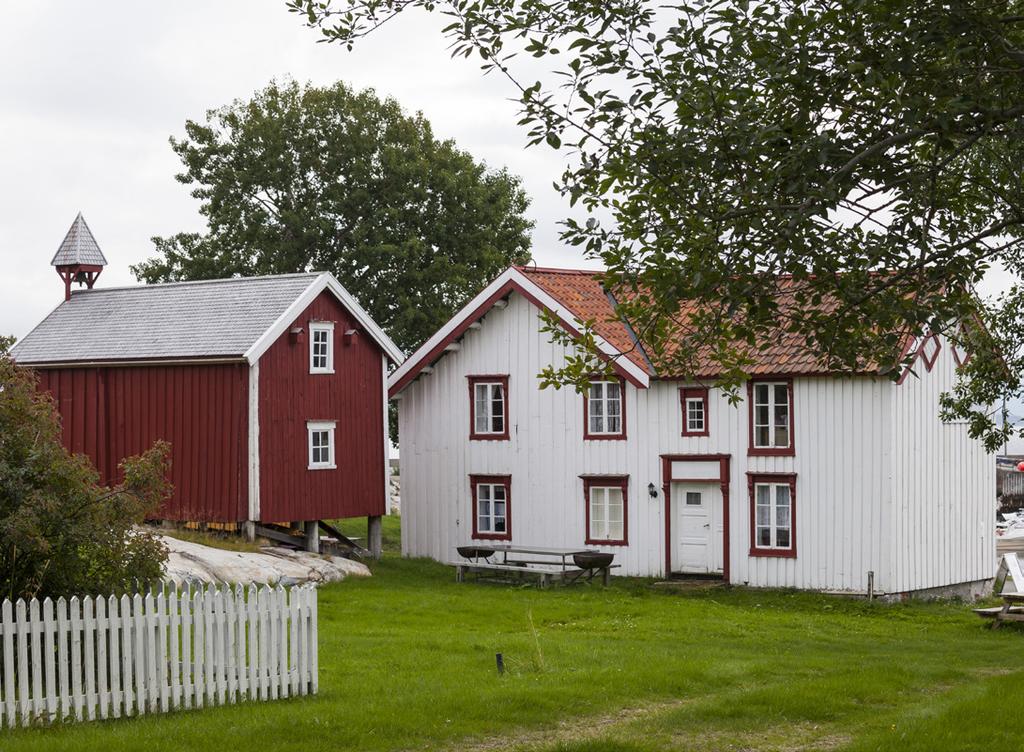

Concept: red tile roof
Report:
left=519, top=266, right=882, bottom=378
left=519, top=267, right=653, bottom=375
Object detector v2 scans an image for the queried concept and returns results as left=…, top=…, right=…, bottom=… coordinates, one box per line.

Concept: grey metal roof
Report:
left=50, top=213, right=108, bottom=267
left=12, top=273, right=322, bottom=364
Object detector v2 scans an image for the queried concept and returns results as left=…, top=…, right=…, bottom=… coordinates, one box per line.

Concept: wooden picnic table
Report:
left=974, top=591, right=1024, bottom=629
left=454, top=544, right=616, bottom=587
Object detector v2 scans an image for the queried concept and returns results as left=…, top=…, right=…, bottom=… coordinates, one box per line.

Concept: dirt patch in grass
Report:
left=453, top=698, right=851, bottom=752
left=455, top=698, right=696, bottom=752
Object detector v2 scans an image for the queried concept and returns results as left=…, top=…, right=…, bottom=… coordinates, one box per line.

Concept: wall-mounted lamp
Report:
left=648, top=482, right=658, bottom=499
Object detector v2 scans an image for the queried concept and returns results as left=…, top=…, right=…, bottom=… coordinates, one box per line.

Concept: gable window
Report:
left=468, top=375, right=510, bottom=440
left=680, top=387, right=709, bottom=437
left=749, top=380, right=794, bottom=456
left=748, top=474, right=796, bottom=557
left=307, top=420, right=336, bottom=470
left=471, top=475, right=512, bottom=540
left=585, top=379, right=626, bottom=439
left=583, top=476, right=628, bottom=545
left=309, top=321, right=335, bottom=374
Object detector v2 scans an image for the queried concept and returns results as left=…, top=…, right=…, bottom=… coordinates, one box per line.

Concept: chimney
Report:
left=51, top=212, right=107, bottom=301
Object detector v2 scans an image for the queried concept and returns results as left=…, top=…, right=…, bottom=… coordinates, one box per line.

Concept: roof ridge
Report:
left=516, top=265, right=605, bottom=276
left=70, top=271, right=324, bottom=295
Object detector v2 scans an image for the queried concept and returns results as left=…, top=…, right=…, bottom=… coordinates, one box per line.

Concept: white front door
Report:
left=674, top=482, right=724, bottom=574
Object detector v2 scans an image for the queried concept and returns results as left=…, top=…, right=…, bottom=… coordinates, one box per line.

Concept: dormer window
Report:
left=309, top=322, right=335, bottom=374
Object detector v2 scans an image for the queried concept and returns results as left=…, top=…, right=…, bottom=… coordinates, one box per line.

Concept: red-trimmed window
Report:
left=748, top=380, right=794, bottom=456
left=748, top=474, right=796, bottom=557
left=583, top=476, right=628, bottom=546
left=471, top=475, right=512, bottom=540
left=468, top=375, right=509, bottom=440
left=584, top=379, right=626, bottom=439
left=680, top=387, right=709, bottom=437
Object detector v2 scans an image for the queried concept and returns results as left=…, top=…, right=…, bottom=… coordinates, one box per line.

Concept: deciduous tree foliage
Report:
left=0, top=354, right=169, bottom=600
left=134, top=79, right=533, bottom=356
left=291, top=0, right=1024, bottom=449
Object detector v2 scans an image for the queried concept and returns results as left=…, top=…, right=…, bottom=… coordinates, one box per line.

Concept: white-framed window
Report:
left=472, top=476, right=510, bottom=539
left=752, top=381, right=791, bottom=449
left=753, top=480, right=793, bottom=552
left=307, top=420, right=337, bottom=470
left=587, top=380, right=623, bottom=436
left=309, top=321, right=335, bottom=374
left=585, top=480, right=627, bottom=544
left=685, top=398, right=705, bottom=432
left=469, top=376, right=508, bottom=438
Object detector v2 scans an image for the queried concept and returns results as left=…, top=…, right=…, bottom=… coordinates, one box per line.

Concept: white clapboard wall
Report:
left=0, top=583, right=318, bottom=727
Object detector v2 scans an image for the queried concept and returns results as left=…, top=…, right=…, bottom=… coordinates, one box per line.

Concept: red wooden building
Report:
left=12, top=215, right=403, bottom=554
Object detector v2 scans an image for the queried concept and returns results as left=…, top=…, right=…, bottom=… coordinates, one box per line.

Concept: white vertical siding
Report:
left=890, top=339, right=995, bottom=592
left=398, top=292, right=987, bottom=593
left=729, top=376, right=892, bottom=592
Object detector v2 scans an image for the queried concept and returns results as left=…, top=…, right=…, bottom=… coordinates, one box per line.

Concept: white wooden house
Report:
left=389, top=266, right=994, bottom=596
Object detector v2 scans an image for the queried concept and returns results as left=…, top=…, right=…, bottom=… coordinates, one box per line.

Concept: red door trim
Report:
left=660, top=453, right=731, bottom=582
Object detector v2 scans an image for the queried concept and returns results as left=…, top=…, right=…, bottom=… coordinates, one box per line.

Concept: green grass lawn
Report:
left=4, top=545, right=1024, bottom=751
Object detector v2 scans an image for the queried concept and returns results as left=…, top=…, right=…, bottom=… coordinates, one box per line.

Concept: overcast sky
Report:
left=0, top=1, right=582, bottom=341
left=2, top=2, right=1021, bottom=447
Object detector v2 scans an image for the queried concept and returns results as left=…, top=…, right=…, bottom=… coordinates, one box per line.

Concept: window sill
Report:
left=472, top=533, right=512, bottom=541
left=584, top=434, right=627, bottom=441
left=748, top=446, right=794, bottom=457
left=309, top=369, right=335, bottom=375
left=585, top=538, right=628, bottom=547
left=681, top=430, right=709, bottom=438
left=469, top=433, right=510, bottom=441
left=748, top=547, right=797, bottom=558
left=308, top=464, right=337, bottom=471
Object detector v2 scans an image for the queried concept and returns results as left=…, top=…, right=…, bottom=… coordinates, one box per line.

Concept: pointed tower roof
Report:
left=50, top=212, right=107, bottom=267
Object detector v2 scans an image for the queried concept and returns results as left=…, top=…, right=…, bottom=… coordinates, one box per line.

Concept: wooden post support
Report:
left=368, top=515, right=383, bottom=560
left=303, top=521, right=320, bottom=554
left=242, top=521, right=256, bottom=543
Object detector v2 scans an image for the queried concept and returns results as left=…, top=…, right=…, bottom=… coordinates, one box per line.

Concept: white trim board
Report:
left=247, top=361, right=261, bottom=522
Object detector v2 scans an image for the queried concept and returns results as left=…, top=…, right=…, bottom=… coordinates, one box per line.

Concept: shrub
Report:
left=0, top=354, right=170, bottom=600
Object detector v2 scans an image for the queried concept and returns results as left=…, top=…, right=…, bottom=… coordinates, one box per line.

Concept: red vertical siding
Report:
left=258, top=290, right=386, bottom=521
left=34, top=363, right=249, bottom=522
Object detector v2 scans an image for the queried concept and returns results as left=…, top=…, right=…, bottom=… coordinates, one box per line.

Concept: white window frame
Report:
left=307, top=420, right=337, bottom=470
left=753, top=481, right=793, bottom=551
left=475, top=482, right=508, bottom=536
left=685, top=397, right=705, bottom=433
left=752, top=381, right=791, bottom=449
left=587, top=380, right=623, bottom=436
left=472, top=380, right=506, bottom=436
left=587, top=484, right=626, bottom=543
left=309, top=321, right=335, bottom=374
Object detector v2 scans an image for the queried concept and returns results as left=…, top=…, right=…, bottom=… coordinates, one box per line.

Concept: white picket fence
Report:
left=0, top=583, right=318, bottom=727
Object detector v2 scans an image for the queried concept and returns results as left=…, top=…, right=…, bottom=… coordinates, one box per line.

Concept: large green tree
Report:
left=134, top=79, right=533, bottom=354
left=291, top=0, right=1024, bottom=449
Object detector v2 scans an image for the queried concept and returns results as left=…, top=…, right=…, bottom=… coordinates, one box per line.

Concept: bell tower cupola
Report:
left=52, top=212, right=107, bottom=301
